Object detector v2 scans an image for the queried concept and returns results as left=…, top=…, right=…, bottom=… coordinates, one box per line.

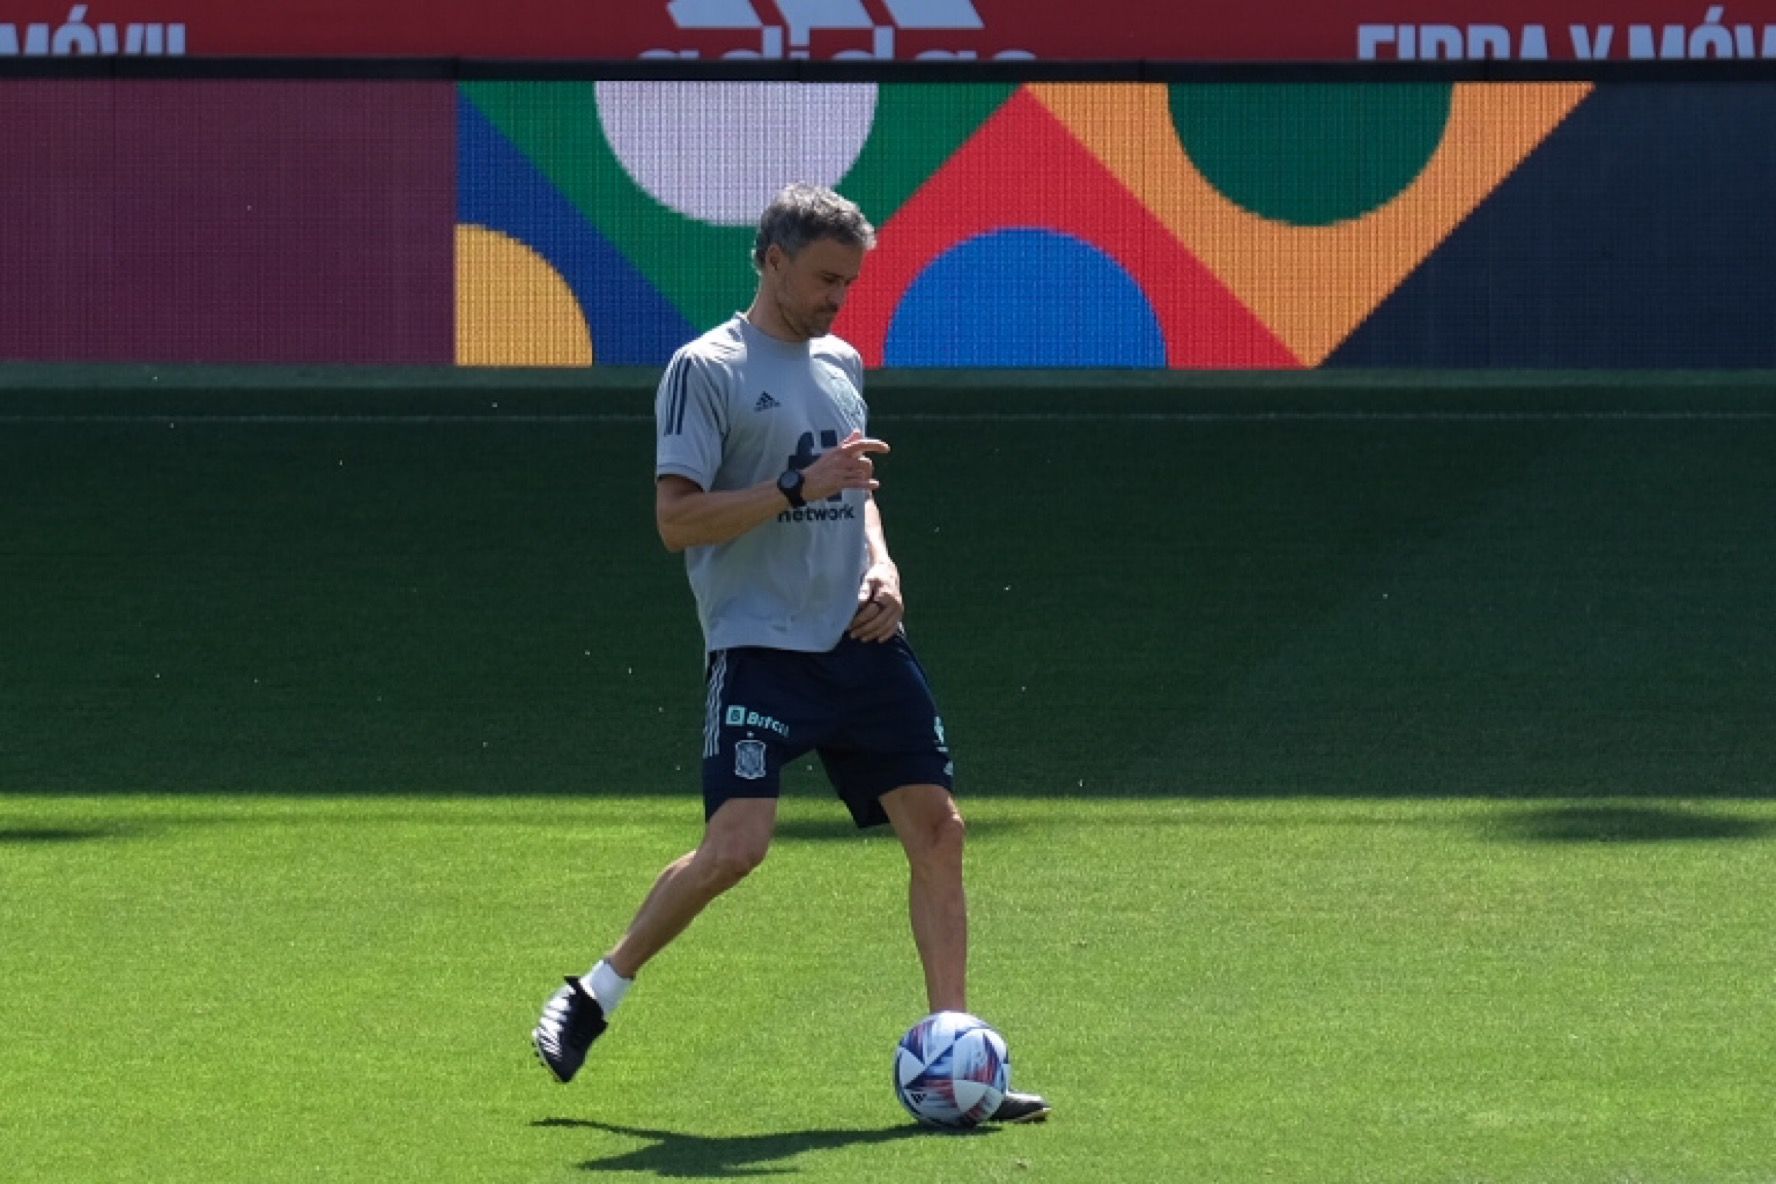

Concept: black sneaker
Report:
left=989, top=1091, right=1052, bottom=1124
left=532, top=976, right=607, bottom=1083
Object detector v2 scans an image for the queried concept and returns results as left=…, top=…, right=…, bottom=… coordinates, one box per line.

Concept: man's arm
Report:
left=655, top=429, right=892, bottom=553
left=654, top=475, right=787, bottom=553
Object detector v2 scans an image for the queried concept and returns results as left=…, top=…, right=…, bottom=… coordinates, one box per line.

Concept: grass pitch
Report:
left=3, top=370, right=1776, bottom=1181
left=4, top=792, right=1774, bottom=1183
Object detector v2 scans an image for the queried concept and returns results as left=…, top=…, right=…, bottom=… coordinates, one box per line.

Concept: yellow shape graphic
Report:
left=1029, top=82, right=1592, bottom=366
left=455, top=224, right=594, bottom=367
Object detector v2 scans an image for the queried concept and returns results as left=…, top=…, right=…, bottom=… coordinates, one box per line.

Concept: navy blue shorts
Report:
left=701, top=633, right=954, bottom=829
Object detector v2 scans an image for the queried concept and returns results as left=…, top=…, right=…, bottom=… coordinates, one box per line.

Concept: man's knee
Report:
left=695, top=798, right=776, bottom=891
left=897, top=793, right=966, bottom=868
left=698, top=836, right=769, bottom=889
left=926, top=806, right=966, bottom=860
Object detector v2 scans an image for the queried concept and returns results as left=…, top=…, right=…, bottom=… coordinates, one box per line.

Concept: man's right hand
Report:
left=800, top=429, right=891, bottom=502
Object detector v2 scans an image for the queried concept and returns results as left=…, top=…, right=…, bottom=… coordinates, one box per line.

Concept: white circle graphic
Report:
left=594, top=82, right=879, bottom=227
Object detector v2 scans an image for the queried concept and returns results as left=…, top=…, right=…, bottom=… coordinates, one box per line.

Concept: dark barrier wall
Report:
left=3, top=76, right=1773, bottom=369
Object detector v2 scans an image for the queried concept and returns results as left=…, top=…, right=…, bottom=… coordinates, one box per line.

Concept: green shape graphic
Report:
left=1168, top=83, right=1454, bottom=227
left=460, top=82, right=1016, bottom=337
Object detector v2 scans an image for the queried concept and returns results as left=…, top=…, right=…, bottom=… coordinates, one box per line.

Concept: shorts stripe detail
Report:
left=702, top=651, right=728, bottom=759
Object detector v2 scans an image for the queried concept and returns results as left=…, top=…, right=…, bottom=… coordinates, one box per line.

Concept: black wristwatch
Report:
left=776, top=467, right=807, bottom=508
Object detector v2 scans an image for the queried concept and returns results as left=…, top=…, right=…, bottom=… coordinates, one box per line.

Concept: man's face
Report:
left=765, top=236, right=865, bottom=341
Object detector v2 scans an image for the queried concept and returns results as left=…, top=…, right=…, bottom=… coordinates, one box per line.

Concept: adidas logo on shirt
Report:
left=753, top=392, right=779, bottom=412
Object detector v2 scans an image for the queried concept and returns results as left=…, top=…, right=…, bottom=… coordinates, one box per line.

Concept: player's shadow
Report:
left=1491, top=804, right=1775, bottom=844
left=535, top=1117, right=969, bottom=1178
left=0, top=824, right=136, bottom=844
left=771, top=816, right=1021, bottom=843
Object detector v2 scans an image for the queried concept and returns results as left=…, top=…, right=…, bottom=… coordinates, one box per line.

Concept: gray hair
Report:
left=751, top=183, right=876, bottom=274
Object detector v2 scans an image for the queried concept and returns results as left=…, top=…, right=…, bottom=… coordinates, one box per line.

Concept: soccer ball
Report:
left=893, top=1011, right=1010, bottom=1128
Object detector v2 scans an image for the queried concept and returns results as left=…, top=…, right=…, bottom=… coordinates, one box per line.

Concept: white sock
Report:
left=580, top=959, right=633, bottom=1016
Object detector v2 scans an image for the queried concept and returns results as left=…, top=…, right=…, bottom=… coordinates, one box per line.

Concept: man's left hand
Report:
left=848, top=563, right=904, bottom=643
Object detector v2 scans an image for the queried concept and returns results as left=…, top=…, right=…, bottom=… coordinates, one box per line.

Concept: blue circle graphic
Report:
left=884, top=229, right=1165, bottom=368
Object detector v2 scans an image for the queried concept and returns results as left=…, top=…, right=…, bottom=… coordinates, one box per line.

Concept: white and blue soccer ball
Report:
left=893, top=1011, right=1010, bottom=1128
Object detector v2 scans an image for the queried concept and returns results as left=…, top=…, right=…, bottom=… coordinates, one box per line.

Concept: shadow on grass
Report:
left=534, top=1117, right=965, bottom=1178
left=0, top=825, right=135, bottom=844
left=771, top=816, right=1022, bottom=843
left=1493, top=804, right=1775, bottom=844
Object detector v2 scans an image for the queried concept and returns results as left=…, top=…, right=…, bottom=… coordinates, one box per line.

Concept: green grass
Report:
left=3, top=792, right=1774, bottom=1183
left=5, top=373, right=1776, bottom=1180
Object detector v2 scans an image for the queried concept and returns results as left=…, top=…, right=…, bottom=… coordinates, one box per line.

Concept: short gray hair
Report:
left=751, top=183, right=876, bottom=274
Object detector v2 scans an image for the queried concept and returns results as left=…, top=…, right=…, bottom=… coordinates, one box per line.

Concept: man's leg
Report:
left=881, top=784, right=968, bottom=1013
left=534, top=797, right=777, bottom=1083
left=607, top=796, right=778, bottom=978
left=880, top=783, right=1051, bottom=1124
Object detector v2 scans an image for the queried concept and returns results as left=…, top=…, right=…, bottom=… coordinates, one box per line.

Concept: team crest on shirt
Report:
left=814, top=361, right=867, bottom=426
left=734, top=739, right=768, bottom=781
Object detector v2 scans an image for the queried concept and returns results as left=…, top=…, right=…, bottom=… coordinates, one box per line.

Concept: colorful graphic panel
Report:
left=3, top=79, right=1771, bottom=370
left=457, top=80, right=1597, bottom=369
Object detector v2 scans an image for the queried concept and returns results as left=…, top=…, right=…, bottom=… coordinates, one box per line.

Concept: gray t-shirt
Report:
left=655, top=314, right=871, bottom=655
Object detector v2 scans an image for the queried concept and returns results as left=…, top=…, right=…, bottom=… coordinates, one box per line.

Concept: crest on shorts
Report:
left=734, top=739, right=768, bottom=781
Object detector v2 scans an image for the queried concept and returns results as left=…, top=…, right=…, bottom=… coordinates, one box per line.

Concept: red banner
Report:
left=5, top=1, right=1776, bottom=60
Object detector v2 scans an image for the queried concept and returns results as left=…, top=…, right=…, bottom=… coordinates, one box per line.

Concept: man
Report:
left=532, top=182, right=1048, bottom=1124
